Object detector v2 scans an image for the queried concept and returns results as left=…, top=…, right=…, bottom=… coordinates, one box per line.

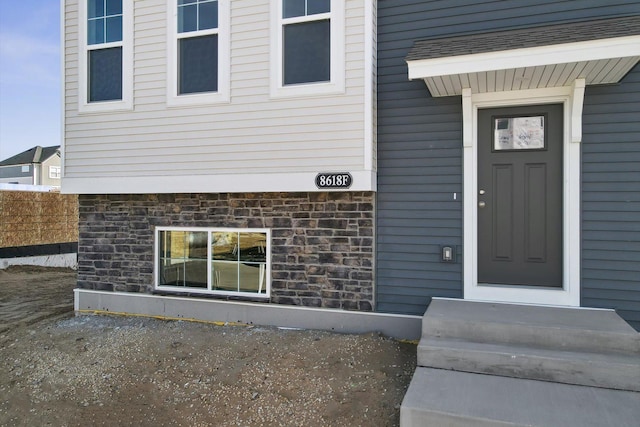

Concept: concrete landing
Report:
left=401, top=368, right=640, bottom=427
left=422, top=299, right=639, bottom=353
left=401, top=299, right=640, bottom=426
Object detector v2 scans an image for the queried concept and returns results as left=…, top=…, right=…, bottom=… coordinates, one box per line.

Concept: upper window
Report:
left=167, top=0, right=230, bottom=106
left=271, top=0, right=345, bottom=98
left=79, top=0, right=132, bottom=112
left=282, top=0, right=330, bottom=85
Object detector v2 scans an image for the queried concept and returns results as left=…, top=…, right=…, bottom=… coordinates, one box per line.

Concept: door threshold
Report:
left=477, top=283, right=564, bottom=291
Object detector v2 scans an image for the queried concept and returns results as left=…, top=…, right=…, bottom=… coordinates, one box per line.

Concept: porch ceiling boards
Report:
left=406, top=15, right=640, bottom=97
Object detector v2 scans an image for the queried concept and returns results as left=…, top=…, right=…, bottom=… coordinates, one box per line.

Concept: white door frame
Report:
left=462, top=81, right=584, bottom=306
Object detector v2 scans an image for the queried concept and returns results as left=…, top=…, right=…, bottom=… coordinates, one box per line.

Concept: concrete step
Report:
left=418, top=336, right=640, bottom=391
left=423, top=299, right=640, bottom=355
left=401, top=368, right=640, bottom=427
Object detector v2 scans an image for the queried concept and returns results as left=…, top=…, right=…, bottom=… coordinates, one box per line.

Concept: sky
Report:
left=0, top=0, right=61, bottom=161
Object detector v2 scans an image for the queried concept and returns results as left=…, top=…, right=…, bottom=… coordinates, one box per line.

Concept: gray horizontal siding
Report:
left=582, top=63, right=640, bottom=330
left=0, top=166, right=30, bottom=179
left=376, top=0, right=640, bottom=322
left=376, top=0, right=465, bottom=314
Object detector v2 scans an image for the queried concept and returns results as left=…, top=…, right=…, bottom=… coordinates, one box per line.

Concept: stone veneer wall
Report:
left=78, top=192, right=375, bottom=311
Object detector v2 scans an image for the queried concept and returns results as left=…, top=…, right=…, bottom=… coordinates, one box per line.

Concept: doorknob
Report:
left=478, top=201, right=486, bottom=208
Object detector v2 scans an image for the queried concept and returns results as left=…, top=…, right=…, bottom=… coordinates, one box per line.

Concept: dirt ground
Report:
left=0, top=266, right=416, bottom=426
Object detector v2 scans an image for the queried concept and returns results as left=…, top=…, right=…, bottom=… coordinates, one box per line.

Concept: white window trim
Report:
left=166, top=0, right=230, bottom=107
left=462, top=84, right=582, bottom=307
left=155, top=226, right=271, bottom=299
left=270, top=0, right=345, bottom=98
left=49, top=165, right=61, bottom=179
left=78, top=0, right=133, bottom=113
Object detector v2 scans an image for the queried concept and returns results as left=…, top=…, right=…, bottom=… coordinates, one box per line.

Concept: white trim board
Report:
left=462, top=84, right=582, bottom=307
left=408, top=36, right=640, bottom=97
left=408, top=35, right=640, bottom=80
left=62, top=170, right=377, bottom=194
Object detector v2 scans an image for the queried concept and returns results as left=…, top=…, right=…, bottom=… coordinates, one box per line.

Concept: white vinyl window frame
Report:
left=78, top=0, right=133, bottom=113
left=155, top=227, right=271, bottom=299
left=166, top=0, right=230, bottom=107
left=49, top=165, right=61, bottom=179
left=270, top=0, right=345, bottom=98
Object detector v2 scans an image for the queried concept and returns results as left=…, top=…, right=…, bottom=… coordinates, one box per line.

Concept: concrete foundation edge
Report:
left=74, top=289, right=422, bottom=340
left=0, top=253, right=77, bottom=270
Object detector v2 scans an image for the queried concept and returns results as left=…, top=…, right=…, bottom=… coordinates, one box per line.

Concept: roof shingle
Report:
left=406, top=15, right=640, bottom=62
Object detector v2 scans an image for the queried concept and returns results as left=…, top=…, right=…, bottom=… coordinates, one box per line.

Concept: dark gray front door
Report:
left=478, top=104, right=563, bottom=287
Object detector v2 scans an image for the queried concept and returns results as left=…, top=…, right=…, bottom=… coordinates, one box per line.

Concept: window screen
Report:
left=89, top=47, right=123, bottom=102
left=179, top=35, right=219, bottom=94
left=283, top=20, right=330, bottom=85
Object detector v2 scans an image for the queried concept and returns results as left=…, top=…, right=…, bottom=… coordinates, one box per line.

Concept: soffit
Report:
left=406, top=16, right=640, bottom=97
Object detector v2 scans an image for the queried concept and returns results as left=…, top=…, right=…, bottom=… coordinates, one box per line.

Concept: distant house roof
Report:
left=0, top=146, right=60, bottom=167
left=406, top=15, right=640, bottom=62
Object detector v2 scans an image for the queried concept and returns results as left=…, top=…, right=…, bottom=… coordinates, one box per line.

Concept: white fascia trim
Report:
left=61, top=170, right=376, bottom=194
left=78, top=1, right=133, bottom=113
left=463, top=84, right=581, bottom=307
left=270, top=0, right=345, bottom=99
left=363, top=0, right=375, bottom=172
left=166, top=0, right=230, bottom=106
left=408, top=35, right=640, bottom=80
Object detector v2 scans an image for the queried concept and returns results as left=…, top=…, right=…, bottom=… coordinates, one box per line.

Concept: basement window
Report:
left=155, top=227, right=270, bottom=298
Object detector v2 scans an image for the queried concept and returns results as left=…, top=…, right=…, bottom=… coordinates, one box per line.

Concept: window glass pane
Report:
left=178, top=0, right=197, bottom=4
left=494, top=116, right=545, bottom=150
left=89, top=47, right=122, bottom=101
left=105, top=0, right=122, bottom=15
left=211, top=232, right=237, bottom=261
left=160, top=258, right=208, bottom=288
left=179, top=34, right=218, bottom=94
left=211, top=231, right=238, bottom=291
left=212, top=260, right=239, bottom=291
left=239, top=233, right=267, bottom=263
left=158, top=231, right=208, bottom=289
left=238, top=232, right=266, bottom=294
left=283, top=20, right=330, bottom=85
left=283, top=0, right=305, bottom=18
left=187, top=231, right=208, bottom=259
left=178, top=4, right=198, bottom=33
left=198, top=0, right=218, bottom=30
left=105, top=16, right=122, bottom=43
left=88, top=0, right=104, bottom=19
left=239, top=263, right=265, bottom=293
left=87, top=18, right=105, bottom=45
left=159, top=229, right=268, bottom=295
left=181, top=260, right=208, bottom=288
left=307, top=0, right=330, bottom=15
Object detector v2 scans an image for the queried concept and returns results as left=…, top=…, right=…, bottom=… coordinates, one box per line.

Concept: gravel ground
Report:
left=0, top=266, right=417, bottom=426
